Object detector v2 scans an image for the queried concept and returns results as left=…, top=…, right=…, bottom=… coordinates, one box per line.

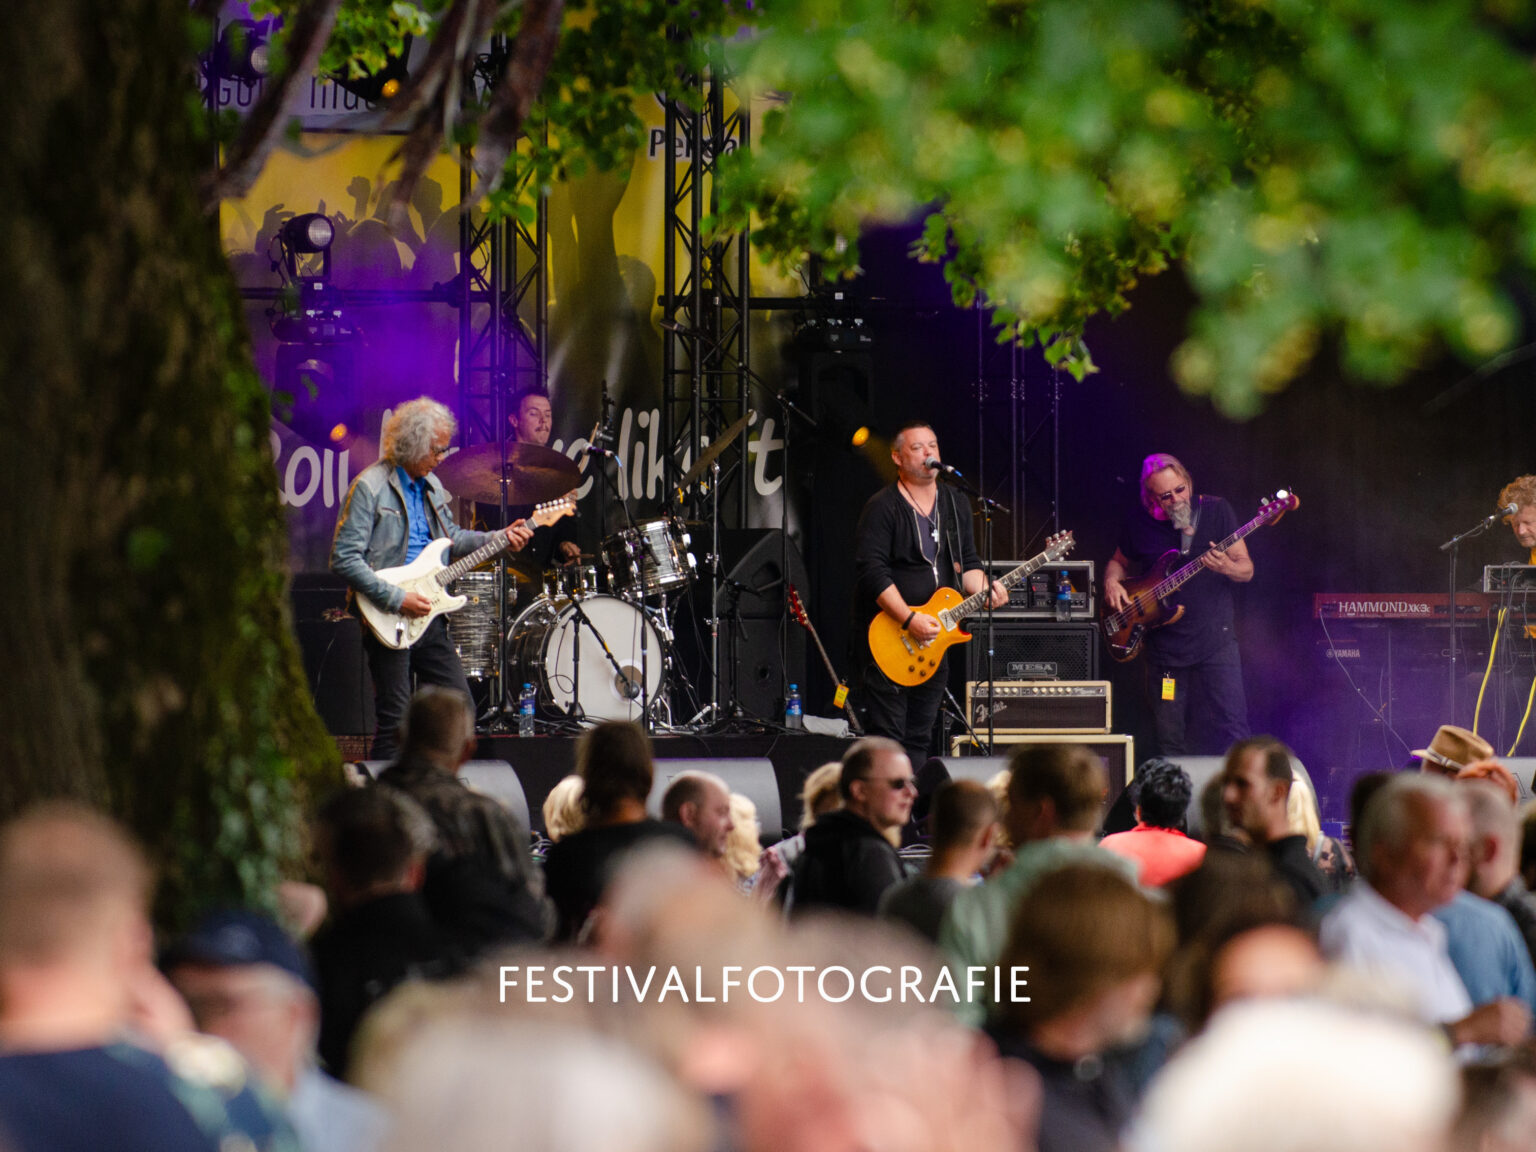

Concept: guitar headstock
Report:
left=787, top=583, right=810, bottom=629
left=1044, top=530, right=1076, bottom=561
left=531, top=494, right=578, bottom=526
left=1257, top=489, right=1300, bottom=524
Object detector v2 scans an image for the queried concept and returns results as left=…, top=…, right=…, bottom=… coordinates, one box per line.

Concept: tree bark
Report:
left=0, top=0, right=340, bottom=926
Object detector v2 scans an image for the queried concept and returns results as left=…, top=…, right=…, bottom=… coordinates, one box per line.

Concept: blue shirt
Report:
left=396, top=467, right=433, bottom=563
left=1433, top=889, right=1536, bottom=1017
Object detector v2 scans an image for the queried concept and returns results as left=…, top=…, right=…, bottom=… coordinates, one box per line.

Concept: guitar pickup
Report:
left=899, top=633, right=916, bottom=656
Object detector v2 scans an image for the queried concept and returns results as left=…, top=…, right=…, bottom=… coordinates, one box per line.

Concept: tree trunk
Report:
left=0, top=0, right=340, bottom=927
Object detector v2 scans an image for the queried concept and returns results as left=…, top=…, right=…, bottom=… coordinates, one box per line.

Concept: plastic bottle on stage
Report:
left=785, top=684, right=804, bottom=730
left=1054, top=571, right=1072, bottom=622
left=518, top=683, right=536, bottom=737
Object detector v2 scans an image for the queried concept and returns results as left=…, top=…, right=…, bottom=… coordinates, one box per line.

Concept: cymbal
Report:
left=436, top=441, right=582, bottom=504
left=675, top=412, right=753, bottom=494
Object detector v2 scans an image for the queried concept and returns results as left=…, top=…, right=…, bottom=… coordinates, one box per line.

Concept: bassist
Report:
left=1103, top=453, right=1252, bottom=756
left=852, top=422, right=1007, bottom=764
left=331, top=397, right=533, bottom=758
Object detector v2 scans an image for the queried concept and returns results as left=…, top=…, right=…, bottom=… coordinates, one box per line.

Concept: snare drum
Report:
left=507, top=595, right=664, bottom=722
left=602, top=517, right=695, bottom=597
left=542, top=564, right=599, bottom=603
left=446, top=571, right=500, bottom=679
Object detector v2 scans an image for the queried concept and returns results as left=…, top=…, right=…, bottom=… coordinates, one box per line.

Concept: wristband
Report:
left=902, top=611, right=916, bottom=630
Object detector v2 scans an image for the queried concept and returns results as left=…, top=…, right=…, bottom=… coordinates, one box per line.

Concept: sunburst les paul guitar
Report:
left=868, top=532, right=1076, bottom=687
left=1102, top=489, right=1299, bottom=663
left=358, top=495, right=576, bottom=649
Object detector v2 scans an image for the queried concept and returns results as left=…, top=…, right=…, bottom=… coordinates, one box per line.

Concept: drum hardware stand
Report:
left=941, top=685, right=986, bottom=754
left=564, top=593, right=643, bottom=723
left=590, top=436, right=657, bottom=732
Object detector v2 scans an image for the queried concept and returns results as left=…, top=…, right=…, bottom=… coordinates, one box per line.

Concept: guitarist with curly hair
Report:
left=1103, top=453, right=1253, bottom=757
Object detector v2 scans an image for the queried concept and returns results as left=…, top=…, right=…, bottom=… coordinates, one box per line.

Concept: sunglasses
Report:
left=859, top=776, right=917, bottom=792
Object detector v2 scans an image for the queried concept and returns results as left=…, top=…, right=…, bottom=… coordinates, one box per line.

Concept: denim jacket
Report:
left=330, top=460, right=493, bottom=612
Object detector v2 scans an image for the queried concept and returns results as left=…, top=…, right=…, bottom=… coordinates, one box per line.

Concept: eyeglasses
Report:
left=859, top=776, right=917, bottom=792
left=429, top=443, right=452, bottom=458
left=1153, top=484, right=1189, bottom=504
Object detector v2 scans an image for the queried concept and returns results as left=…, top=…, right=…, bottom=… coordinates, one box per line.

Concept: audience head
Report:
left=1452, top=1047, right=1536, bottom=1152
left=1199, top=772, right=1238, bottom=843
left=1349, top=770, right=1394, bottom=837
left=164, top=908, right=317, bottom=1093
left=576, top=721, right=654, bottom=824
left=1461, top=778, right=1521, bottom=900
left=1132, top=758, right=1193, bottom=832
left=1129, top=999, right=1459, bottom=1152
left=929, top=778, right=999, bottom=858
left=1003, top=743, right=1105, bottom=843
left=661, top=772, right=735, bottom=860
left=1313, top=835, right=1354, bottom=887
left=1287, top=768, right=1322, bottom=852
left=1356, top=773, right=1470, bottom=919
left=798, top=762, right=843, bottom=831
left=723, top=794, right=762, bottom=884
left=838, top=738, right=916, bottom=834
left=1221, top=736, right=1295, bottom=844
left=542, top=775, right=586, bottom=843
left=314, top=786, right=437, bottom=909
left=398, top=685, right=476, bottom=769
left=1522, top=807, right=1536, bottom=892
left=996, top=863, right=1173, bottom=1053
left=1413, top=724, right=1495, bottom=778
left=1458, top=759, right=1520, bottom=806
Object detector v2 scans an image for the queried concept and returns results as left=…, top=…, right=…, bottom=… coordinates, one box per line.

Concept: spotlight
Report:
left=329, top=37, right=413, bottom=106
left=278, top=213, right=334, bottom=284
left=850, top=426, right=871, bottom=448
left=212, top=18, right=278, bottom=87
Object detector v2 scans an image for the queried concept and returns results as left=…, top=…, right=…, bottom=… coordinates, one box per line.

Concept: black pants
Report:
left=362, top=614, right=472, bottom=759
left=1145, top=643, right=1249, bottom=757
left=854, top=653, right=949, bottom=767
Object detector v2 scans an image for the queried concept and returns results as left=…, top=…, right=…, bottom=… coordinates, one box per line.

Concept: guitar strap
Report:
left=943, top=485, right=964, bottom=583
left=1178, top=500, right=1203, bottom=557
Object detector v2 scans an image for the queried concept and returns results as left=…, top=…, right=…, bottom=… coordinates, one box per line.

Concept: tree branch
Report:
left=471, top=0, right=564, bottom=200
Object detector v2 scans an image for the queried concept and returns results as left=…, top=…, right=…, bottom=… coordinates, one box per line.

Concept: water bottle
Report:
left=518, top=683, right=536, bottom=737
left=785, top=684, right=804, bottom=730
left=1054, top=571, right=1072, bottom=622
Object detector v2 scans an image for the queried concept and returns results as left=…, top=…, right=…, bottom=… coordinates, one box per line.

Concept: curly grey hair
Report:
left=382, top=397, right=455, bottom=467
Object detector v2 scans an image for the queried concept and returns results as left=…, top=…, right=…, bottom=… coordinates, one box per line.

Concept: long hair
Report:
left=382, top=398, right=455, bottom=468
left=1140, top=453, right=1193, bottom=519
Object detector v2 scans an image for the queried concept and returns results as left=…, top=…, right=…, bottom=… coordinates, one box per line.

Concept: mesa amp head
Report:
left=964, top=680, right=1112, bottom=734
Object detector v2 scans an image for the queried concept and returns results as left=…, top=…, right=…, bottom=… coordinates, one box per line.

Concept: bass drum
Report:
left=508, top=595, right=664, bottom=722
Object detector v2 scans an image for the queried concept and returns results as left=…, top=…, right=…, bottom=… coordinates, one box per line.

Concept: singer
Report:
left=851, top=422, right=1007, bottom=765
left=1104, top=453, right=1253, bottom=756
left=1500, top=476, right=1536, bottom=556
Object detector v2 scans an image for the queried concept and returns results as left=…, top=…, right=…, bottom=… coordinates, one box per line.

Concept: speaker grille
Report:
left=966, top=623, right=1099, bottom=682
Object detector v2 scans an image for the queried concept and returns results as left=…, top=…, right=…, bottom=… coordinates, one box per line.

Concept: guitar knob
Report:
left=908, top=665, right=916, bottom=673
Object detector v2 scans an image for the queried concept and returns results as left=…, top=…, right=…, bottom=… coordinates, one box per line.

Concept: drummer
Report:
left=503, top=388, right=581, bottom=592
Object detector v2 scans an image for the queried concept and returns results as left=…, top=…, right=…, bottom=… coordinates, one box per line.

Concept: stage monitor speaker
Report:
left=355, top=759, right=531, bottom=834
left=966, top=622, right=1099, bottom=683
left=939, top=733, right=1135, bottom=813
left=650, top=758, right=783, bottom=845
left=965, top=681, right=1112, bottom=733
left=291, top=575, right=375, bottom=736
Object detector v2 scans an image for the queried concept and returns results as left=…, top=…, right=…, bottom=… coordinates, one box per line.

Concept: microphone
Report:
left=924, top=458, right=964, bottom=478
left=658, top=319, right=694, bottom=335
left=1486, top=501, right=1520, bottom=525
left=585, top=422, right=617, bottom=459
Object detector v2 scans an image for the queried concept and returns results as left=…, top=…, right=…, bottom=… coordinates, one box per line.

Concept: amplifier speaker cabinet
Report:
left=965, top=621, right=1100, bottom=682
left=965, top=680, right=1112, bottom=734
left=945, top=733, right=1135, bottom=809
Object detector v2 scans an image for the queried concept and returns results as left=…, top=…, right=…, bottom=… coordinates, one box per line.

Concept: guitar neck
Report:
left=804, top=617, right=840, bottom=686
left=434, top=527, right=515, bottom=586
left=950, top=551, right=1051, bottom=623
left=1152, top=513, right=1266, bottom=600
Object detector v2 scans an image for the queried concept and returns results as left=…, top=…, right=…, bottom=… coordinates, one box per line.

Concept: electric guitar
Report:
left=868, top=532, right=1076, bottom=687
left=788, top=584, right=862, bottom=733
left=357, top=496, right=576, bottom=649
left=1102, top=489, right=1299, bottom=663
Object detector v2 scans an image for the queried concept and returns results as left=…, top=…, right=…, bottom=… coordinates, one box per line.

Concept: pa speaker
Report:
left=357, top=759, right=531, bottom=834
left=966, top=621, right=1099, bottom=683
left=291, top=575, right=374, bottom=736
left=714, top=531, right=808, bottom=721
left=649, top=758, right=783, bottom=845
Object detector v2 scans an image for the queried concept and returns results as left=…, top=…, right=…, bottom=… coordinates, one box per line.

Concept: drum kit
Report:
left=435, top=439, right=701, bottom=727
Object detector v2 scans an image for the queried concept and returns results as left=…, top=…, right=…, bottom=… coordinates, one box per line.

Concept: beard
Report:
left=1168, top=502, right=1194, bottom=532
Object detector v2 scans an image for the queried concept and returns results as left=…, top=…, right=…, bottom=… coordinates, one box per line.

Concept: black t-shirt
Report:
left=541, top=819, right=698, bottom=942
left=1115, top=494, right=1240, bottom=666
left=853, top=483, right=983, bottom=646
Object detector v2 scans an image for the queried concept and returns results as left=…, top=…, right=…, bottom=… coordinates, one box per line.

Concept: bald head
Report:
left=1358, top=775, right=1470, bottom=920
left=1462, top=779, right=1520, bottom=899
left=662, top=772, right=734, bottom=858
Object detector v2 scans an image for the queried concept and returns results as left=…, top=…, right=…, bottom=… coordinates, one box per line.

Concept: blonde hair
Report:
left=542, top=775, right=586, bottom=843
left=723, top=794, right=762, bottom=883
left=1286, top=769, right=1322, bottom=853
left=800, top=762, right=843, bottom=831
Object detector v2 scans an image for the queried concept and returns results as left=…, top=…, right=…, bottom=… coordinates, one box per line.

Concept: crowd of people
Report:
left=8, top=699, right=1536, bottom=1152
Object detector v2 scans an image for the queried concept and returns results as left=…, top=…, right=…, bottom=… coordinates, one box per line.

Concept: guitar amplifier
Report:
left=984, top=560, right=1095, bottom=619
left=964, top=680, right=1112, bottom=734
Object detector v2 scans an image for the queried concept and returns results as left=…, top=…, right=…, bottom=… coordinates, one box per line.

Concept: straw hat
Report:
left=1410, top=725, right=1494, bottom=774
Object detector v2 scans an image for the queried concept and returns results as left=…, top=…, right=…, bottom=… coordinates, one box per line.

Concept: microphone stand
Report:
left=1439, top=508, right=1507, bottom=723
left=592, top=443, right=653, bottom=731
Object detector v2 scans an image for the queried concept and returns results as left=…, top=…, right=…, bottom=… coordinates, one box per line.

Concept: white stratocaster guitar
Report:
left=357, top=496, right=576, bottom=649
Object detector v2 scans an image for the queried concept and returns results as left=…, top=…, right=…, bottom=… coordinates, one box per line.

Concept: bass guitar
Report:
left=868, top=532, right=1076, bottom=687
left=357, top=495, right=576, bottom=649
left=1102, top=489, right=1299, bottom=663
left=788, top=583, right=862, bottom=733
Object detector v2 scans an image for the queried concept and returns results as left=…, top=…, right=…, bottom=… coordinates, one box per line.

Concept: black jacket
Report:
left=787, top=810, right=905, bottom=916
